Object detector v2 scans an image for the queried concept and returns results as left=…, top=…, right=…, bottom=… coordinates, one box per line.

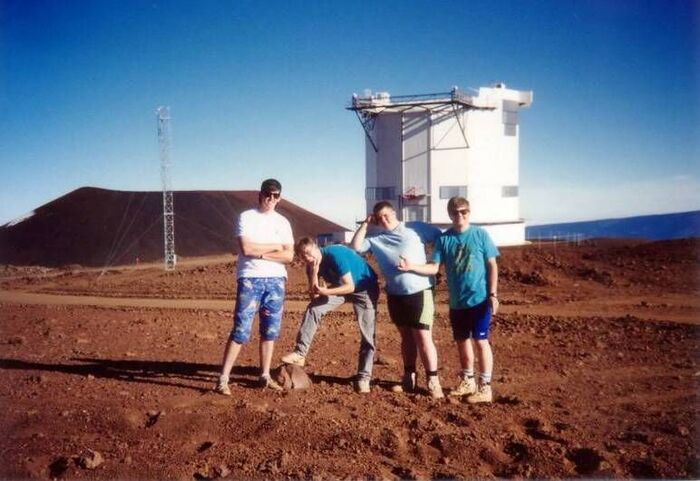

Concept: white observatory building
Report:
left=348, top=84, right=533, bottom=246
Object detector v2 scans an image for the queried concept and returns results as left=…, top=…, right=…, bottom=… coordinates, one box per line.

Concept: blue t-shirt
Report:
left=320, top=245, right=377, bottom=293
left=359, top=222, right=441, bottom=296
left=432, top=226, right=499, bottom=309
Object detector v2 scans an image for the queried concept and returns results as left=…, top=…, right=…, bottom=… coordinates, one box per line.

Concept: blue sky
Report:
left=1, top=0, right=698, bottom=228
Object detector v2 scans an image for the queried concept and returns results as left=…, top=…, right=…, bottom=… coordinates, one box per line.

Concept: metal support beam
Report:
left=354, top=110, right=379, bottom=153
left=451, top=104, right=470, bottom=149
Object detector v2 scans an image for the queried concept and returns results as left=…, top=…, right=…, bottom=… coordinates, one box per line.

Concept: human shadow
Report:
left=0, top=357, right=261, bottom=391
left=308, top=372, right=354, bottom=387
left=307, top=372, right=398, bottom=391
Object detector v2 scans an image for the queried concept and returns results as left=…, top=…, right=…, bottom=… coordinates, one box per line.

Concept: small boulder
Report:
left=273, top=364, right=312, bottom=390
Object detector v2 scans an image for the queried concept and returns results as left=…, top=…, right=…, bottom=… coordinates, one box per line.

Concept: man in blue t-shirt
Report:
left=399, top=196, right=499, bottom=404
left=351, top=201, right=445, bottom=399
left=281, top=237, right=379, bottom=393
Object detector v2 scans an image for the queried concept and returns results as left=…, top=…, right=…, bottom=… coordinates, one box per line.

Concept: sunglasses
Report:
left=449, top=208, right=470, bottom=216
left=262, top=191, right=281, bottom=199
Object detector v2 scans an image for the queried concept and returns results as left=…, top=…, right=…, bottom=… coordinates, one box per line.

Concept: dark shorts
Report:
left=387, top=289, right=434, bottom=330
left=449, top=301, right=491, bottom=341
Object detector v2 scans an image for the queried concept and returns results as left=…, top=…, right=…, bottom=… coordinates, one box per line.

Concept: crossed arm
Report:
left=316, top=272, right=355, bottom=296
left=237, top=237, right=294, bottom=264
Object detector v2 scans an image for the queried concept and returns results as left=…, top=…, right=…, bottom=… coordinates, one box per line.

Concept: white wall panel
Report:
left=402, top=113, right=429, bottom=194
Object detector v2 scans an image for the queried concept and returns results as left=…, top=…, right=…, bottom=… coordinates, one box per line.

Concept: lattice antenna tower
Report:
left=156, top=106, right=176, bottom=270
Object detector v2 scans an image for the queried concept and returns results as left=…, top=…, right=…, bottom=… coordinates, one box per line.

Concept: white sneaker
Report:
left=281, top=351, right=306, bottom=367
left=355, top=378, right=371, bottom=394
left=259, top=375, right=284, bottom=391
left=214, top=380, right=231, bottom=396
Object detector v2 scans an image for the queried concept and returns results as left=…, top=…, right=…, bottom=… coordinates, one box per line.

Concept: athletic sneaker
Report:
left=355, top=378, right=371, bottom=394
left=401, top=372, right=417, bottom=393
left=259, top=375, right=284, bottom=391
left=449, top=377, right=477, bottom=397
left=427, top=377, right=444, bottom=399
left=280, top=351, right=306, bottom=367
left=214, top=380, right=231, bottom=396
left=466, top=384, right=493, bottom=404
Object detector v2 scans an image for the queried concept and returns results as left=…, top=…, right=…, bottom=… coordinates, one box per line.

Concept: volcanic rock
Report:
left=273, top=364, right=312, bottom=390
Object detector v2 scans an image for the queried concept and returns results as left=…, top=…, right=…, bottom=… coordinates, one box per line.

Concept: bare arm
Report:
left=306, top=258, right=322, bottom=300
left=316, top=272, right=354, bottom=296
left=397, top=256, right=440, bottom=276
left=350, top=215, right=373, bottom=252
left=486, top=257, right=499, bottom=315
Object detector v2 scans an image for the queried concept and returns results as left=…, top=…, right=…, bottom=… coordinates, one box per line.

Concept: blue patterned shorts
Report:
left=230, top=277, right=286, bottom=344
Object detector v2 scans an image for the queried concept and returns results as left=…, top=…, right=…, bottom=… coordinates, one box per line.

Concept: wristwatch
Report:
left=488, top=293, right=498, bottom=299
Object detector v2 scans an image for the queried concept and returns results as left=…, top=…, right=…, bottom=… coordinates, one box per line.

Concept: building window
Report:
left=366, top=186, right=396, bottom=201
left=439, top=185, right=467, bottom=199
left=502, top=185, right=518, bottom=197
left=503, top=100, right=518, bottom=137
left=503, top=110, right=518, bottom=124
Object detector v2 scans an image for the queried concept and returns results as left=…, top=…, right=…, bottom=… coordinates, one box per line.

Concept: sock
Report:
left=219, top=374, right=229, bottom=384
left=404, top=365, right=416, bottom=375
left=479, top=372, right=492, bottom=385
left=426, top=370, right=439, bottom=378
left=462, top=369, right=475, bottom=381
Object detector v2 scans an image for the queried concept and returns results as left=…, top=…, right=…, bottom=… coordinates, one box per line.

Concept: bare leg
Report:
left=474, top=339, right=493, bottom=379
left=220, top=339, right=243, bottom=380
left=412, top=328, right=438, bottom=372
left=455, top=338, right=475, bottom=372
left=259, top=340, right=275, bottom=377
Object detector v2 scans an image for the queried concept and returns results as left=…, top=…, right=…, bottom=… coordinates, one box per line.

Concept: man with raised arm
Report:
left=351, top=201, right=444, bottom=398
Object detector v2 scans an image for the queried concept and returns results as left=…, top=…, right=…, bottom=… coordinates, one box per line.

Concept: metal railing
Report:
left=348, top=90, right=478, bottom=110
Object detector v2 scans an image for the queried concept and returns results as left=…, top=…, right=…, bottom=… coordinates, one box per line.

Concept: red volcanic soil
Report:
left=0, top=239, right=699, bottom=480
left=0, top=187, right=348, bottom=267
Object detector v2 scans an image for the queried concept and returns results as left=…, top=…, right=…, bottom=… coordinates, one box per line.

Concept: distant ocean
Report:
left=525, top=211, right=700, bottom=241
